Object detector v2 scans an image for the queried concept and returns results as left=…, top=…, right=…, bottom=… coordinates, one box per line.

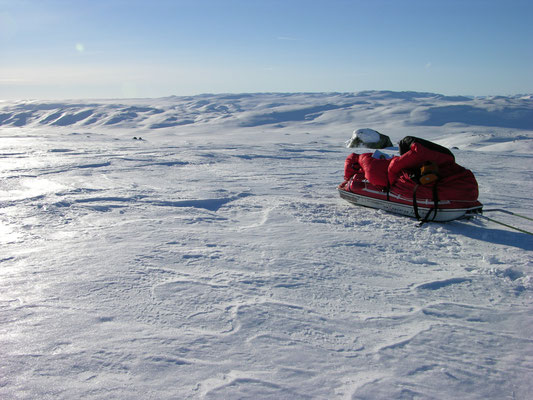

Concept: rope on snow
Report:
left=477, top=209, right=533, bottom=235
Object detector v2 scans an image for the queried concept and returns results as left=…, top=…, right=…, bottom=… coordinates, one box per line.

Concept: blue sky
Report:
left=1, top=0, right=532, bottom=99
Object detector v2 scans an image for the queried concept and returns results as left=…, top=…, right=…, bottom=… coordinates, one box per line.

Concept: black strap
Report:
left=413, top=183, right=439, bottom=225
left=413, top=184, right=421, bottom=220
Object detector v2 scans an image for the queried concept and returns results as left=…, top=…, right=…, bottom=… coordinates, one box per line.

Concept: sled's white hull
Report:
left=338, top=188, right=482, bottom=222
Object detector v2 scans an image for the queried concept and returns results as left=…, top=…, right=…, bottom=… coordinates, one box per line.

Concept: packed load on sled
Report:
left=338, top=136, right=483, bottom=222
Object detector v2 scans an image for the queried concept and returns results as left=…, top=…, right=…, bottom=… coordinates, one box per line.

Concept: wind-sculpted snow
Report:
left=1, top=92, right=532, bottom=399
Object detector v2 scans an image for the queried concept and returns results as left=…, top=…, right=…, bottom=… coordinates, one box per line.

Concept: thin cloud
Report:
left=0, top=78, right=27, bottom=83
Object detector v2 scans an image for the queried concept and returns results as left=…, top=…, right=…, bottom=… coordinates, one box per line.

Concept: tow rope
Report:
left=478, top=209, right=533, bottom=235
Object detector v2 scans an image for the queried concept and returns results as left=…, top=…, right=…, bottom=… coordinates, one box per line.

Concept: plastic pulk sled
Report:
left=338, top=136, right=532, bottom=234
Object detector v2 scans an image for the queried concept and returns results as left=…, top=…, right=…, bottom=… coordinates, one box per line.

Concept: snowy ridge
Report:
left=2, top=91, right=532, bottom=154
left=1, top=91, right=533, bottom=131
left=1, top=91, right=532, bottom=399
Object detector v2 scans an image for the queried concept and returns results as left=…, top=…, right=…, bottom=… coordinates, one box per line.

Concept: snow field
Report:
left=1, top=92, right=532, bottom=399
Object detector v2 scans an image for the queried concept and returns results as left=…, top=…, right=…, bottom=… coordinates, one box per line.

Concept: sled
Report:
left=339, top=136, right=485, bottom=223
left=338, top=182, right=483, bottom=222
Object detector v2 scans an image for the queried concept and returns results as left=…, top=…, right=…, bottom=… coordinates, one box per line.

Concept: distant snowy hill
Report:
left=2, top=91, right=532, bottom=130
left=1, top=91, right=532, bottom=399
left=2, top=91, right=532, bottom=155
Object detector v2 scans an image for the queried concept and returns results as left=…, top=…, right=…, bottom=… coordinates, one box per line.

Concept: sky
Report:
left=1, top=0, right=532, bottom=100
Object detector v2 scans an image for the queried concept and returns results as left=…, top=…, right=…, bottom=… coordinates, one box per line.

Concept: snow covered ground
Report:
left=1, top=91, right=532, bottom=399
